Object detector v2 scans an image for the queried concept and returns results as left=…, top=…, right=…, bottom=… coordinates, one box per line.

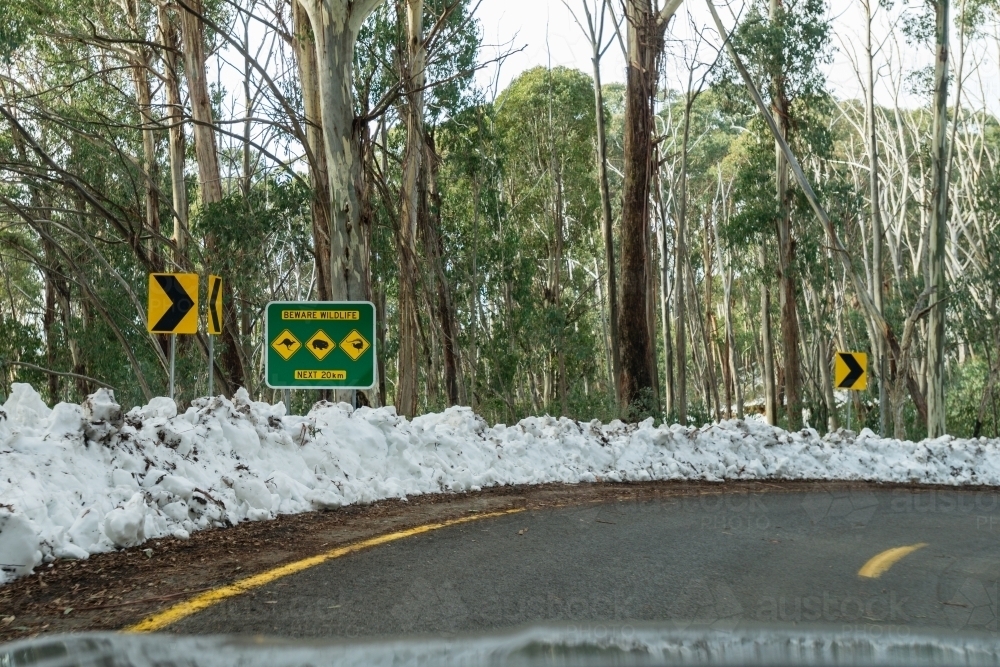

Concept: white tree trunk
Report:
left=297, top=0, right=384, bottom=303
left=926, top=0, right=950, bottom=437
left=862, top=0, right=888, bottom=436
left=395, top=0, right=425, bottom=417
left=178, top=0, right=223, bottom=206
left=158, top=4, right=188, bottom=261
left=292, top=0, right=335, bottom=301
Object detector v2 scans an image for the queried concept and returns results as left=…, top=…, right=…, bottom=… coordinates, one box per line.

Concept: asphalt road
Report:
left=171, top=487, right=1000, bottom=638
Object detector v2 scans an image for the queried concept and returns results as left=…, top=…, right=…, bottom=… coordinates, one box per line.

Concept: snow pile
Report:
left=3, top=383, right=1000, bottom=585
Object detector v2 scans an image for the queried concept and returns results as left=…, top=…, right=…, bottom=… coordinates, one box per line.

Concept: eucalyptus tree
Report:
left=925, top=0, right=950, bottom=437
left=859, top=0, right=888, bottom=435
left=564, top=0, right=622, bottom=404
left=294, top=0, right=387, bottom=305
left=661, top=18, right=722, bottom=424
left=394, top=0, right=480, bottom=415
left=354, top=0, right=481, bottom=411
left=618, top=0, right=682, bottom=419
left=714, top=0, right=831, bottom=429
left=494, top=67, right=601, bottom=416
left=396, top=0, right=428, bottom=417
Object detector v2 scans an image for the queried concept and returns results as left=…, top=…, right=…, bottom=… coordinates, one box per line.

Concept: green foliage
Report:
left=946, top=359, right=992, bottom=439
left=356, top=0, right=480, bottom=121
left=192, top=178, right=313, bottom=291
left=722, top=0, right=833, bottom=105
left=0, top=318, right=47, bottom=392
left=400, top=66, right=613, bottom=423
left=621, top=387, right=656, bottom=423
left=0, top=0, right=36, bottom=60
left=722, top=118, right=778, bottom=249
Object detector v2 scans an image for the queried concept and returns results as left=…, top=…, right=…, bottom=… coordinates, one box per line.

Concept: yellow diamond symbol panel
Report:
left=306, top=329, right=336, bottom=361
left=340, top=330, right=371, bottom=361
left=271, top=329, right=301, bottom=361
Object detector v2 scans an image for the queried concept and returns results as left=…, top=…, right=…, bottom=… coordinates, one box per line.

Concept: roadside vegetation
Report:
left=0, top=0, right=994, bottom=439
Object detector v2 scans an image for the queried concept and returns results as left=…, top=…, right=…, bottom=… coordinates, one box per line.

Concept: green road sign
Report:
left=265, top=301, right=376, bottom=389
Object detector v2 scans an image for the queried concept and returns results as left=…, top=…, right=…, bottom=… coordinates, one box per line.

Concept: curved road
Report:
left=169, top=488, right=1000, bottom=638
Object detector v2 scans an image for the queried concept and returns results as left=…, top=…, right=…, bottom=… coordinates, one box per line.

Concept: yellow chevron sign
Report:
left=148, top=274, right=199, bottom=334
left=207, top=275, right=223, bottom=335
left=834, top=352, right=868, bottom=391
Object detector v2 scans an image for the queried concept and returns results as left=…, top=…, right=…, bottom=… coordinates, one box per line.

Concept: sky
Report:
left=470, top=0, right=998, bottom=112
left=473, top=0, right=628, bottom=95
left=471, top=0, right=875, bottom=100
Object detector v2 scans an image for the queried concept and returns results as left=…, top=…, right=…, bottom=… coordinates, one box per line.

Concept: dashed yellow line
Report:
left=858, top=543, right=928, bottom=579
left=125, top=508, right=524, bottom=633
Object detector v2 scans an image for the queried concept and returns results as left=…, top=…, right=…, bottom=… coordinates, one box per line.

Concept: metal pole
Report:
left=169, top=334, right=176, bottom=400
left=284, top=389, right=291, bottom=416
left=879, top=355, right=887, bottom=437
left=352, top=389, right=358, bottom=411
left=208, top=335, right=214, bottom=397
left=847, top=392, right=852, bottom=432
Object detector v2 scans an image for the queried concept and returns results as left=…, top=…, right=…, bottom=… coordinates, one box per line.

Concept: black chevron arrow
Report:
left=209, top=277, right=222, bottom=333
left=838, top=353, right=865, bottom=389
left=152, top=275, right=195, bottom=332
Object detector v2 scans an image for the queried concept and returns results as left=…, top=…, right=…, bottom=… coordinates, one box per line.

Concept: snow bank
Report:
left=2, top=383, right=1000, bottom=585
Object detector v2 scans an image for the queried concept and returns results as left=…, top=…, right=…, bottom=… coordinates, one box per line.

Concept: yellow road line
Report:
left=125, top=508, right=524, bottom=633
left=857, top=543, right=928, bottom=579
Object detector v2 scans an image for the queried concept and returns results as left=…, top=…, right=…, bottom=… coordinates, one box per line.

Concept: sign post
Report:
left=265, top=302, right=376, bottom=396
left=169, top=335, right=176, bottom=400
left=207, top=336, right=213, bottom=395
left=834, top=352, right=868, bottom=430
left=207, top=275, right=223, bottom=396
left=148, top=273, right=199, bottom=401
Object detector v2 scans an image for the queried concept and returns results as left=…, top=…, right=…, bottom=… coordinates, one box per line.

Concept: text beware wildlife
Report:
left=282, top=310, right=360, bottom=320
